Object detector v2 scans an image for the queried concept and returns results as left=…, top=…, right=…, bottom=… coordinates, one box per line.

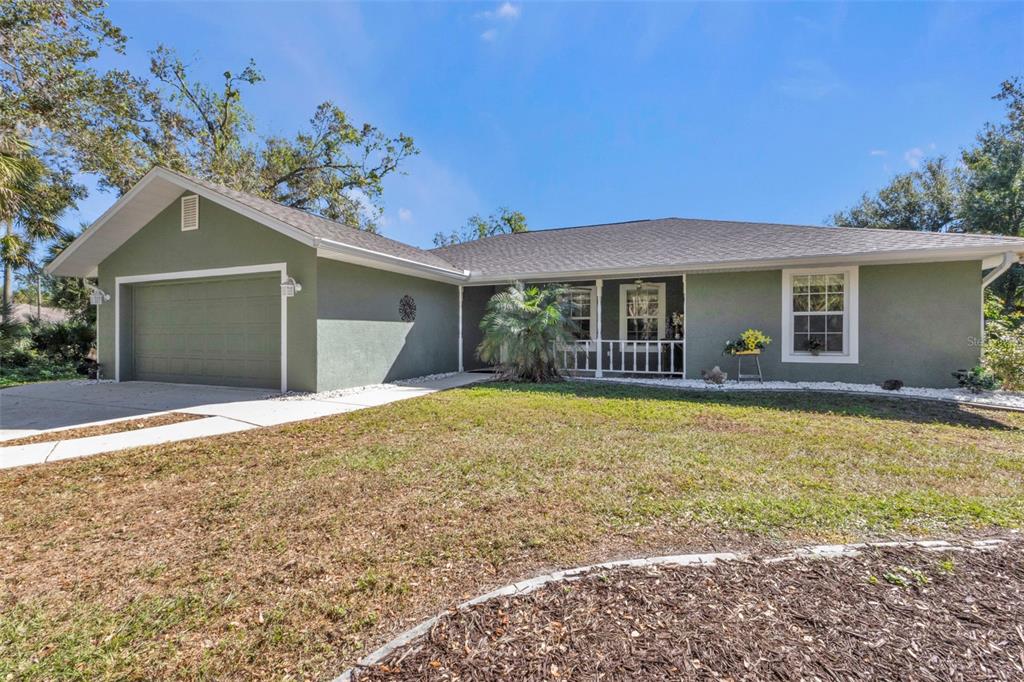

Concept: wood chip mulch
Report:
left=356, top=541, right=1024, bottom=681
left=0, top=412, right=203, bottom=447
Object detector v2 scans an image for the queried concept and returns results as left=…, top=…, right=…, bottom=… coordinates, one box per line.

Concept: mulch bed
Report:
left=0, top=412, right=203, bottom=447
left=356, top=541, right=1024, bottom=681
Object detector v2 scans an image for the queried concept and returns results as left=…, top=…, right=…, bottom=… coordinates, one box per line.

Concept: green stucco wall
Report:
left=685, top=261, right=983, bottom=388
left=316, top=260, right=459, bottom=390
left=96, top=194, right=318, bottom=391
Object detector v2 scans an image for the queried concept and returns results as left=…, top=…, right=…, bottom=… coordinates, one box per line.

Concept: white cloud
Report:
left=398, top=207, right=413, bottom=223
left=477, top=2, right=521, bottom=21
left=480, top=28, right=498, bottom=42
left=496, top=2, right=521, bottom=19
left=903, top=147, right=924, bottom=169
left=869, top=149, right=888, bottom=156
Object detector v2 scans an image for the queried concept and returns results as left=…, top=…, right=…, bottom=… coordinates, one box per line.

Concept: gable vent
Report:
left=181, top=195, right=199, bottom=231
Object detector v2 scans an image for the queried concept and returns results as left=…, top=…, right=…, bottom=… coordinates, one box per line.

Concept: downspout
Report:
left=979, top=251, right=1023, bottom=350
left=982, top=251, right=1021, bottom=289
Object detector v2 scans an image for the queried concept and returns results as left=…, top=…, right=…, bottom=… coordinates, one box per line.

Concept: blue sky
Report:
left=72, top=1, right=1023, bottom=249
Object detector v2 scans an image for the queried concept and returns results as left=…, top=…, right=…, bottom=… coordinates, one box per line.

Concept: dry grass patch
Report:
left=0, top=382, right=1022, bottom=680
left=0, top=413, right=203, bottom=447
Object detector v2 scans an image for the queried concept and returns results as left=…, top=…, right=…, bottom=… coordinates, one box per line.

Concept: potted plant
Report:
left=806, top=337, right=823, bottom=356
left=723, top=328, right=772, bottom=356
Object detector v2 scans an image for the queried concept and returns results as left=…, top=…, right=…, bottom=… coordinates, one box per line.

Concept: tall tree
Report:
left=433, top=207, right=528, bottom=247
left=1, top=1, right=126, bottom=310
left=960, top=78, right=1024, bottom=238
left=832, top=78, right=1024, bottom=312
left=0, top=0, right=127, bottom=135
left=67, top=47, right=419, bottom=232
left=830, top=158, right=960, bottom=232
left=0, top=134, right=80, bottom=310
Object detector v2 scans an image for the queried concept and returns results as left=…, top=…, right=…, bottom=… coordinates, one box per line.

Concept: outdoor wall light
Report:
left=280, top=277, right=302, bottom=297
left=88, top=286, right=111, bottom=305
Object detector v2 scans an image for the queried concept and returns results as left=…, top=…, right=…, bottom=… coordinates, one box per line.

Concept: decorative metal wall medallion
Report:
left=399, top=294, right=417, bottom=322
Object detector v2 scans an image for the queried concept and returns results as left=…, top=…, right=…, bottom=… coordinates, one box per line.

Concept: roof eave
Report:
left=463, top=244, right=1024, bottom=285
left=316, top=238, right=469, bottom=283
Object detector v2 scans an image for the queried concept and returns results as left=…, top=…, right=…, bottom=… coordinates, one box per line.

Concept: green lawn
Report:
left=1, top=382, right=1022, bottom=680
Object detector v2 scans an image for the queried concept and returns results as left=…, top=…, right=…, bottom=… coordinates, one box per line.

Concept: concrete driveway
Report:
left=0, top=381, right=273, bottom=436
left=0, top=374, right=491, bottom=469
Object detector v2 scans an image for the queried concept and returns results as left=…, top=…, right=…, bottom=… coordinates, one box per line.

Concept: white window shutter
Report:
left=181, top=195, right=199, bottom=231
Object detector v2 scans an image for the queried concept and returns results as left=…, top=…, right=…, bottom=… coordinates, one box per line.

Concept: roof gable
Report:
left=46, top=167, right=466, bottom=280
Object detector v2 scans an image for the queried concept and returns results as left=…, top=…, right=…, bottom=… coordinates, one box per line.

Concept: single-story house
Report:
left=47, top=167, right=1024, bottom=391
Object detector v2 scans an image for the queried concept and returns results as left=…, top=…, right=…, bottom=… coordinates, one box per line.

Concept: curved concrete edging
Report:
left=332, top=537, right=1011, bottom=682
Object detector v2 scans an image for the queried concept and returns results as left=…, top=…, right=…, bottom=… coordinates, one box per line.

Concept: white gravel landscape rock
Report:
left=578, top=376, right=1024, bottom=411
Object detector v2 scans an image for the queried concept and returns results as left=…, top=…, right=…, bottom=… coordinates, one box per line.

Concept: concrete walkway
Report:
left=0, top=373, right=490, bottom=470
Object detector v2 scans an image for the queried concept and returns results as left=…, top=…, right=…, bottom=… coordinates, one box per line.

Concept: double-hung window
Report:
left=782, top=266, right=859, bottom=363
left=619, top=282, right=666, bottom=341
left=566, top=287, right=596, bottom=340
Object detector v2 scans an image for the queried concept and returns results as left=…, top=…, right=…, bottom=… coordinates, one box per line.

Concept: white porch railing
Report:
left=556, top=339, right=685, bottom=377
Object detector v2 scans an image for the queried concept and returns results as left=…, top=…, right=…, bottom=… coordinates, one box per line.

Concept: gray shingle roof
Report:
left=177, top=171, right=460, bottom=272
left=431, top=217, right=1024, bottom=278
left=165, top=170, right=1024, bottom=279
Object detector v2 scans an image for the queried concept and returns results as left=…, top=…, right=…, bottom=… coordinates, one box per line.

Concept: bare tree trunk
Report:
left=2, top=219, right=11, bottom=317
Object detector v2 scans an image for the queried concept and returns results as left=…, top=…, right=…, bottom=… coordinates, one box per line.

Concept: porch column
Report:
left=458, top=285, right=464, bottom=372
left=595, top=278, right=603, bottom=378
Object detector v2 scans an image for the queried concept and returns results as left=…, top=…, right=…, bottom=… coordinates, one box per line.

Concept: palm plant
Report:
left=477, top=282, right=577, bottom=382
left=0, top=132, right=78, bottom=310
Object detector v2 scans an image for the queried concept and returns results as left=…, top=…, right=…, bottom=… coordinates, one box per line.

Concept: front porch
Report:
left=460, top=275, right=688, bottom=378
left=556, top=338, right=685, bottom=377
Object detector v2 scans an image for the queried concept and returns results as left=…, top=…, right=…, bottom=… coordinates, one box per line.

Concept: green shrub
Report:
left=30, top=321, right=95, bottom=365
left=952, top=366, right=1000, bottom=393
left=984, top=326, right=1024, bottom=392
left=0, top=356, right=80, bottom=387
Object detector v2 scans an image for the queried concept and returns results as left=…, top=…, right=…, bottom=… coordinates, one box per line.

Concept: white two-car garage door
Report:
left=131, top=274, right=281, bottom=389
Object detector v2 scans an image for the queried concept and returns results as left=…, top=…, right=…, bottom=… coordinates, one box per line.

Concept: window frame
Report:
left=618, top=282, right=666, bottom=341
left=565, top=286, right=597, bottom=340
left=781, top=266, right=859, bottom=364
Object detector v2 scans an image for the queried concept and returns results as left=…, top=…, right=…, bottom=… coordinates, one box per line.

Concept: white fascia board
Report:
left=463, top=244, right=1024, bottom=285
left=316, top=239, right=469, bottom=284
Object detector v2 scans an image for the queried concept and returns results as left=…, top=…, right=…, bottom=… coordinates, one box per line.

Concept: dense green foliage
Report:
left=983, top=297, right=1024, bottom=390
left=477, top=283, right=575, bottom=381
left=0, top=300, right=95, bottom=386
left=433, top=207, right=528, bottom=247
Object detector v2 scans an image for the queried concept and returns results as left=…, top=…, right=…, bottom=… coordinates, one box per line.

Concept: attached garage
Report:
left=45, top=167, right=471, bottom=392
left=129, top=274, right=281, bottom=389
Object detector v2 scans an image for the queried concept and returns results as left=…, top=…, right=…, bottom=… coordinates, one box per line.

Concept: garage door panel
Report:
left=132, top=274, right=280, bottom=389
